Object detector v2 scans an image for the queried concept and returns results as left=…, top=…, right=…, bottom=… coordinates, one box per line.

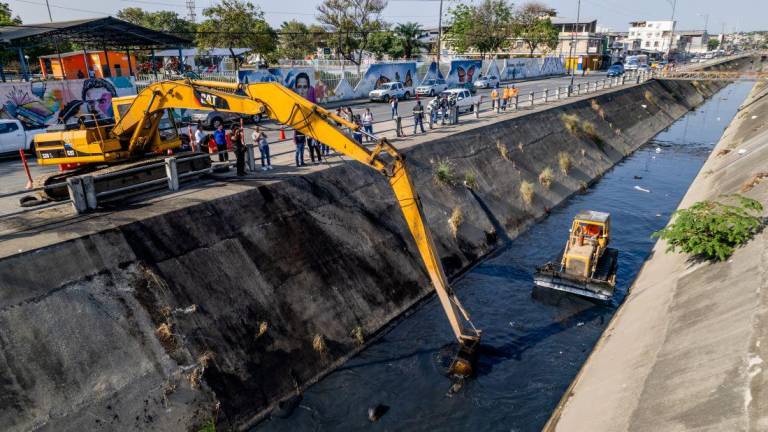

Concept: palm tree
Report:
left=394, top=22, right=426, bottom=59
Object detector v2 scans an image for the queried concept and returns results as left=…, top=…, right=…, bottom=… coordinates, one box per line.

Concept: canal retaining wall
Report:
left=0, top=68, right=740, bottom=430
left=545, top=75, right=768, bottom=430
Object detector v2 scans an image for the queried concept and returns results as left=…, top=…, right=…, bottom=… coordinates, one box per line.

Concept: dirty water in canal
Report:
left=256, top=81, right=754, bottom=432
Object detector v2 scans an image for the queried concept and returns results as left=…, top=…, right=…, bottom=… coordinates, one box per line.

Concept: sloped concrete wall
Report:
left=0, top=71, right=736, bottom=431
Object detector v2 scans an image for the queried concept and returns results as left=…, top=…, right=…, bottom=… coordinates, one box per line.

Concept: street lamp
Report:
left=664, top=0, right=677, bottom=61
left=569, top=0, right=582, bottom=89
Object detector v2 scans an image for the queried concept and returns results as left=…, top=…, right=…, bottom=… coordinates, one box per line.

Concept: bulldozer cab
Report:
left=563, top=211, right=611, bottom=278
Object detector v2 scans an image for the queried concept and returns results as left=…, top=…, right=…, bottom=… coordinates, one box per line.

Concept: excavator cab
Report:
left=534, top=211, right=618, bottom=301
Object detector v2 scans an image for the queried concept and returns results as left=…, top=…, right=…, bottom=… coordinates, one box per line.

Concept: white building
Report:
left=628, top=20, right=676, bottom=55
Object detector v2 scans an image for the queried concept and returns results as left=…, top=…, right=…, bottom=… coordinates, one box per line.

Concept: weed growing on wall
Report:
left=520, top=181, right=535, bottom=205
left=497, top=140, right=510, bottom=161
left=538, top=167, right=554, bottom=189
left=313, top=334, right=328, bottom=355
left=653, top=195, right=764, bottom=261
left=558, top=152, right=572, bottom=175
left=433, top=160, right=457, bottom=187
left=448, top=207, right=464, bottom=238
left=351, top=326, right=365, bottom=346
left=463, top=172, right=478, bottom=189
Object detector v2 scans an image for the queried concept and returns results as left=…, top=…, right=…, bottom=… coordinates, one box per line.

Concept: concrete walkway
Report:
left=545, top=81, right=768, bottom=431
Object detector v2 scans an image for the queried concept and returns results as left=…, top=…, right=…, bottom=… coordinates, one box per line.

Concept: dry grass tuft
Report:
left=156, top=322, right=176, bottom=351
left=590, top=99, right=606, bottom=120
left=520, top=181, right=535, bottom=205
left=558, top=152, right=572, bottom=175
left=644, top=90, right=657, bottom=105
left=198, top=351, right=215, bottom=368
left=497, top=140, right=510, bottom=161
left=561, top=113, right=580, bottom=135
left=448, top=207, right=464, bottom=238
left=741, top=172, right=768, bottom=192
left=351, top=326, right=365, bottom=346
left=312, top=334, right=328, bottom=355
left=188, top=367, right=203, bottom=389
left=256, top=321, right=269, bottom=338
left=538, top=167, right=554, bottom=189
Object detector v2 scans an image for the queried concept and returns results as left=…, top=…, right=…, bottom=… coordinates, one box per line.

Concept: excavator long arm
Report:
left=112, top=79, right=481, bottom=367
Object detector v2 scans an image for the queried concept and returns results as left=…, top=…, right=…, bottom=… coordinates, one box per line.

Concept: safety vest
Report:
left=491, top=89, right=498, bottom=100
left=502, top=88, right=510, bottom=99
left=510, top=87, right=519, bottom=97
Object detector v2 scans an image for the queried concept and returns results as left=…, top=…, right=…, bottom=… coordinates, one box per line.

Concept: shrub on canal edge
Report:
left=539, top=167, right=554, bottom=189
left=520, top=181, right=535, bottom=205
left=558, top=152, right=572, bottom=175
left=433, top=159, right=457, bottom=187
left=653, top=194, right=764, bottom=261
left=448, top=207, right=464, bottom=238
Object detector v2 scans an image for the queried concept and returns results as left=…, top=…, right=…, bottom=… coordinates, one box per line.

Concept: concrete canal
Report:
left=256, top=81, right=755, bottom=431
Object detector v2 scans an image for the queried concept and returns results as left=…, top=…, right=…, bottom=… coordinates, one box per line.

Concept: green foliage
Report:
left=463, top=171, right=478, bottom=189
left=0, top=2, right=21, bottom=25
left=434, top=160, right=457, bottom=187
left=394, top=22, right=426, bottom=59
left=197, top=419, right=216, bottom=432
left=278, top=20, right=328, bottom=60
left=707, top=38, right=720, bottom=51
left=653, top=195, right=764, bottom=261
left=367, top=30, right=401, bottom=60
left=316, top=0, right=387, bottom=72
left=512, top=3, right=559, bottom=57
left=197, top=0, right=277, bottom=66
left=117, top=8, right=196, bottom=34
left=445, top=0, right=514, bottom=57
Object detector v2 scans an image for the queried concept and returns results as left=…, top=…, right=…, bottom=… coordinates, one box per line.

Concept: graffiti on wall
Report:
left=445, top=60, right=482, bottom=88
left=0, top=77, right=136, bottom=127
left=352, top=62, right=417, bottom=97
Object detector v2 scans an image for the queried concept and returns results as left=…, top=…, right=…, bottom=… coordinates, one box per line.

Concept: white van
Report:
left=427, top=88, right=479, bottom=114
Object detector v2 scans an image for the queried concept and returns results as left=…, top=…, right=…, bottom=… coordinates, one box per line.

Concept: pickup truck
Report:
left=426, top=89, right=479, bottom=115
left=0, top=119, right=46, bottom=155
left=368, top=81, right=413, bottom=102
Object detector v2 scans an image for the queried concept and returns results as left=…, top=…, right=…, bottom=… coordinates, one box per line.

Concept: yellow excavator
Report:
left=32, top=79, right=481, bottom=376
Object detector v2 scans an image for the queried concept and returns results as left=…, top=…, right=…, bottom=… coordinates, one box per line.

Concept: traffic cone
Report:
left=279, top=126, right=286, bottom=140
left=167, top=148, right=174, bottom=155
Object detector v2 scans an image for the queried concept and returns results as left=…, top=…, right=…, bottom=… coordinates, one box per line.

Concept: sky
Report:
left=11, top=0, right=768, bottom=33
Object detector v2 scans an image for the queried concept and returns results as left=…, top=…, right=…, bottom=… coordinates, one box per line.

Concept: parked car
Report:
left=606, top=64, right=624, bottom=77
left=426, top=89, right=479, bottom=115
left=0, top=119, right=46, bottom=155
left=368, top=81, right=412, bottom=102
left=474, top=75, right=500, bottom=89
left=190, top=110, right=261, bottom=130
left=415, top=78, right=448, bottom=97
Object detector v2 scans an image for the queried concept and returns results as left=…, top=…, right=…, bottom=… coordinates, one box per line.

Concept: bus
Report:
left=625, top=55, right=648, bottom=71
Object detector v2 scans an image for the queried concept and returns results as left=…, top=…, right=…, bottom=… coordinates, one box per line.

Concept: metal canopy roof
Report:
left=0, top=17, right=192, bottom=49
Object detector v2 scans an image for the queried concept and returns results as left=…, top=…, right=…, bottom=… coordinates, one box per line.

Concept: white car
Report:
left=415, top=78, right=448, bottom=97
left=0, top=119, right=46, bottom=154
left=368, top=81, right=412, bottom=102
left=426, top=89, right=479, bottom=114
left=474, top=75, right=500, bottom=89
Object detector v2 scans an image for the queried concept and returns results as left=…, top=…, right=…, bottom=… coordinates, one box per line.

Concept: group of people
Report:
left=194, top=121, right=273, bottom=176
left=336, top=106, right=376, bottom=143
left=490, top=85, right=519, bottom=111
left=292, top=130, right=329, bottom=167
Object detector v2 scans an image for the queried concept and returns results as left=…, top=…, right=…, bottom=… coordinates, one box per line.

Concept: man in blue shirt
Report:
left=213, top=125, right=228, bottom=162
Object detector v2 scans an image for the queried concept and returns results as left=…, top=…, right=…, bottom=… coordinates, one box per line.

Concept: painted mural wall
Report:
left=0, top=77, right=136, bottom=127
left=445, top=60, right=482, bottom=89
left=420, top=62, right=445, bottom=83
left=500, top=57, right=565, bottom=81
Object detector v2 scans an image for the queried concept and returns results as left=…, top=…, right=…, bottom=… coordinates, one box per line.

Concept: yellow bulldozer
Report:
left=534, top=210, right=618, bottom=301
left=30, top=79, right=481, bottom=376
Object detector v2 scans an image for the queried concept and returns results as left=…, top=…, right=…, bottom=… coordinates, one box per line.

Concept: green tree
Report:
left=0, top=2, right=21, bottom=25
left=707, top=38, right=720, bottom=51
left=116, top=8, right=195, bottom=35
left=513, top=2, right=559, bottom=57
left=445, top=0, right=513, bottom=58
left=197, top=0, right=277, bottom=68
left=278, top=20, right=314, bottom=60
left=393, top=22, right=425, bottom=59
left=317, top=0, right=388, bottom=73
left=367, top=30, right=400, bottom=60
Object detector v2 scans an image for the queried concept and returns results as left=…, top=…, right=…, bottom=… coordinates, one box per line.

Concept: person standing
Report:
left=194, top=120, right=205, bottom=152
left=213, top=124, right=228, bottom=162
left=294, top=130, right=306, bottom=167
left=252, top=126, right=272, bottom=171
left=412, top=100, right=425, bottom=134
left=430, top=95, right=440, bottom=126
left=361, top=108, right=374, bottom=141
left=490, top=87, right=499, bottom=112
left=232, top=125, right=246, bottom=176
left=509, top=85, right=519, bottom=109
left=307, top=136, right=323, bottom=164
left=501, top=85, right=509, bottom=111
left=391, top=96, right=399, bottom=119
left=439, top=95, right=448, bottom=125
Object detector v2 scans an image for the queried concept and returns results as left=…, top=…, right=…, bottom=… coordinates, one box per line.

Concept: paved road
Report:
left=0, top=71, right=614, bottom=215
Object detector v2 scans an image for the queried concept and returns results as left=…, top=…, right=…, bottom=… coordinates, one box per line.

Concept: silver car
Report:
left=190, top=110, right=261, bottom=130
left=416, top=79, right=448, bottom=97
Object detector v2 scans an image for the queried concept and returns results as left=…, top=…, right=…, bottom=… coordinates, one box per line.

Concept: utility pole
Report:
left=666, top=0, right=677, bottom=61
left=437, top=0, right=444, bottom=65
left=44, top=0, right=53, bottom=21
left=569, top=0, right=581, bottom=89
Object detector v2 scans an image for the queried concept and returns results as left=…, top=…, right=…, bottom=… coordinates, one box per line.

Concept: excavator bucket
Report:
left=448, top=337, right=481, bottom=378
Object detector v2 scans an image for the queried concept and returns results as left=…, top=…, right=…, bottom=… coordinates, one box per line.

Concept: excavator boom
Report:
left=113, top=79, right=481, bottom=373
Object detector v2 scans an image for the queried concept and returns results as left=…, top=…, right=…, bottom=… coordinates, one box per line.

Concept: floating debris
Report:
left=368, top=404, right=389, bottom=422
left=634, top=185, right=651, bottom=193
left=655, top=147, right=662, bottom=153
